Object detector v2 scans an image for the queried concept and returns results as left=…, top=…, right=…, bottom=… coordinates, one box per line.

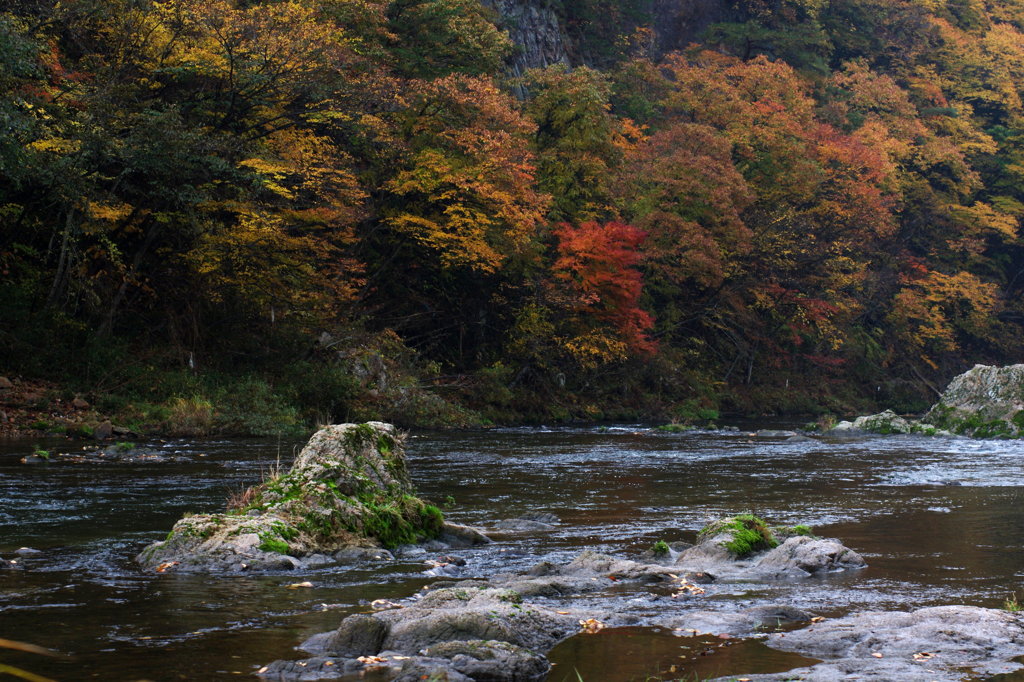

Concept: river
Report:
left=2, top=424, right=1023, bottom=680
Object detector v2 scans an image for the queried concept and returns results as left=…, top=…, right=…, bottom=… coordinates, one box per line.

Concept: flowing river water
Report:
left=2, top=424, right=1024, bottom=680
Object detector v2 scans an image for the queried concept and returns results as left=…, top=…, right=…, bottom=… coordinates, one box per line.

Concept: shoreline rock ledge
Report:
left=137, top=422, right=487, bottom=572
left=829, top=363, right=1024, bottom=438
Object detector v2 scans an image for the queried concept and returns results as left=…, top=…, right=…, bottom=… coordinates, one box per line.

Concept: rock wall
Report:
left=484, top=0, right=730, bottom=80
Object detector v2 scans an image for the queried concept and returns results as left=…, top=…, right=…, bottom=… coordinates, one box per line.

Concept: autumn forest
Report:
left=2, top=0, right=1024, bottom=432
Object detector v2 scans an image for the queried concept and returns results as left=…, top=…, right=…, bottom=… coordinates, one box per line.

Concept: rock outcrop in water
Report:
left=256, top=517, right=867, bottom=681
left=921, top=363, right=1024, bottom=437
left=827, top=364, right=1024, bottom=439
left=674, top=515, right=866, bottom=579
left=734, top=605, right=1024, bottom=681
left=137, top=422, right=487, bottom=572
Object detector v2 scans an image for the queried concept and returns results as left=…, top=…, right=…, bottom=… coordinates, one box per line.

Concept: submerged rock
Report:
left=732, top=605, right=1024, bottom=681
left=137, top=422, right=465, bottom=572
left=675, top=516, right=865, bottom=579
left=922, top=363, right=1024, bottom=438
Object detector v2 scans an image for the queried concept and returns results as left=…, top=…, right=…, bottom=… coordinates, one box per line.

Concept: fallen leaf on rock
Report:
left=370, top=599, right=403, bottom=610
left=155, top=561, right=179, bottom=573
left=913, top=652, right=935, bottom=661
left=323, top=661, right=334, bottom=667
left=557, top=611, right=571, bottom=615
left=871, top=652, right=884, bottom=658
left=810, top=616, right=826, bottom=623
left=286, top=581, right=314, bottom=589
left=579, top=618, right=606, bottom=633
left=357, top=655, right=388, bottom=666
left=257, top=667, right=268, bottom=674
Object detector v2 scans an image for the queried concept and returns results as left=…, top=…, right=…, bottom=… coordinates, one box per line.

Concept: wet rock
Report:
left=381, top=587, right=571, bottom=653
left=257, top=655, right=364, bottom=680
left=333, top=547, right=394, bottom=562
left=829, top=409, right=912, bottom=435
left=424, top=640, right=549, bottom=681
left=322, top=614, right=388, bottom=657
left=518, top=512, right=559, bottom=524
left=922, top=363, right=1024, bottom=438
left=755, top=429, right=798, bottom=437
left=756, top=536, right=866, bottom=578
left=15, top=547, right=42, bottom=556
left=675, top=517, right=864, bottom=579
left=93, top=420, right=113, bottom=440
left=785, top=434, right=816, bottom=442
left=0, top=376, right=12, bottom=390
left=493, top=518, right=556, bottom=531
left=439, top=522, right=492, bottom=548
left=71, top=397, right=90, bottom=409
left=269, top=587, right=571, bottom=681
left=668, top=604, right=811, bottom=637
left=137, top=422, right=455, bottom=572
left=741, top=605, right=1024, bottom=681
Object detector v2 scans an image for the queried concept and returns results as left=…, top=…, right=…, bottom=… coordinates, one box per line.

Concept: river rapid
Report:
left=2, top=424, right=1024, bottom=680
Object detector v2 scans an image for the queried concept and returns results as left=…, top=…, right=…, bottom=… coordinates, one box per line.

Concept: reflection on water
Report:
left=2, top=426, right=1024, bottom=679
left=547, top=627, right=820, bottom=681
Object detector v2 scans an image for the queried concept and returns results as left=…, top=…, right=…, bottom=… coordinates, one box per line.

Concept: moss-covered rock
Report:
left=829, top=409, right=913, bottom=435
left=921, top=364, right=1024, bottom=438
left=137, top=422, right=454, bottom=572
left=676, top=516, right=865, bottom=579
left=697, top=514, right=779, bottom=558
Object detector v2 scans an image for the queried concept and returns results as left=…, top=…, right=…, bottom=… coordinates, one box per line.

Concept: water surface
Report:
left=2, top=425, right=1023, bottom=679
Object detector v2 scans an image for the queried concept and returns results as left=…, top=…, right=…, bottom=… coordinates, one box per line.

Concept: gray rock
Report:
left=756, top=536, right=866, bottom=578
left=257, top=656, right=364, bottom=680
left=71, top=397, right=90, bottom=409
left=666, top=605, right=811, bottom=638
left=15, top=547, right=42, bottom=556
left=93, top=420, right=113, bottom=440
left=333, top=547, right=394, bottom=562
left=828, top=409, right=912, bottom=435
left=737, top=605, right=1024, bottom=681
left=439, top=522, right=492, bottom=547
left=0, top=376, right=12, bottom=389
left=675, top=518, right=865, bottom=579
left=264, top=586, right=572, bottom=681
left=322, top=614, right=388, bottom=657
left=922, top=363, right=1024, bottom=437
left=380, top=587, right=573, bottom=654
left=425, top=640, right=549, bottom=681
left=493, top=519, right=555, bottom=531
left=518, top=512, right=559, bottom=524
left=755, top=429, right=798, bottom=437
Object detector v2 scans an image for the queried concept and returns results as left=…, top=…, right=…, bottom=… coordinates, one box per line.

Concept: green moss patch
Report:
left=699, top=514, right=779, bottom=558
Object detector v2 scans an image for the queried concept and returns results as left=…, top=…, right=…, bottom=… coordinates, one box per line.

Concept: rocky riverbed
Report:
left=256, top=514, right=1024, bottom=681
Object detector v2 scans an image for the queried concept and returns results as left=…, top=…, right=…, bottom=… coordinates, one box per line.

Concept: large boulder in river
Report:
left=922, top=363, right=1024, bottom=438
left=137, top=422, right=462, bottom=572
left=675, top=515, right=865, bottom=579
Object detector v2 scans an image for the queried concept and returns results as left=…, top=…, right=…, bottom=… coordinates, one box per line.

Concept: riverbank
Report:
left=0, top=360, right=895, bottom=439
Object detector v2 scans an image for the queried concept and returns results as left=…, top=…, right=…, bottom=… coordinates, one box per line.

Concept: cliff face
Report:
left=485, top=0, right=730, bottom=74
left=483, top=0, right=570, bottom=79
